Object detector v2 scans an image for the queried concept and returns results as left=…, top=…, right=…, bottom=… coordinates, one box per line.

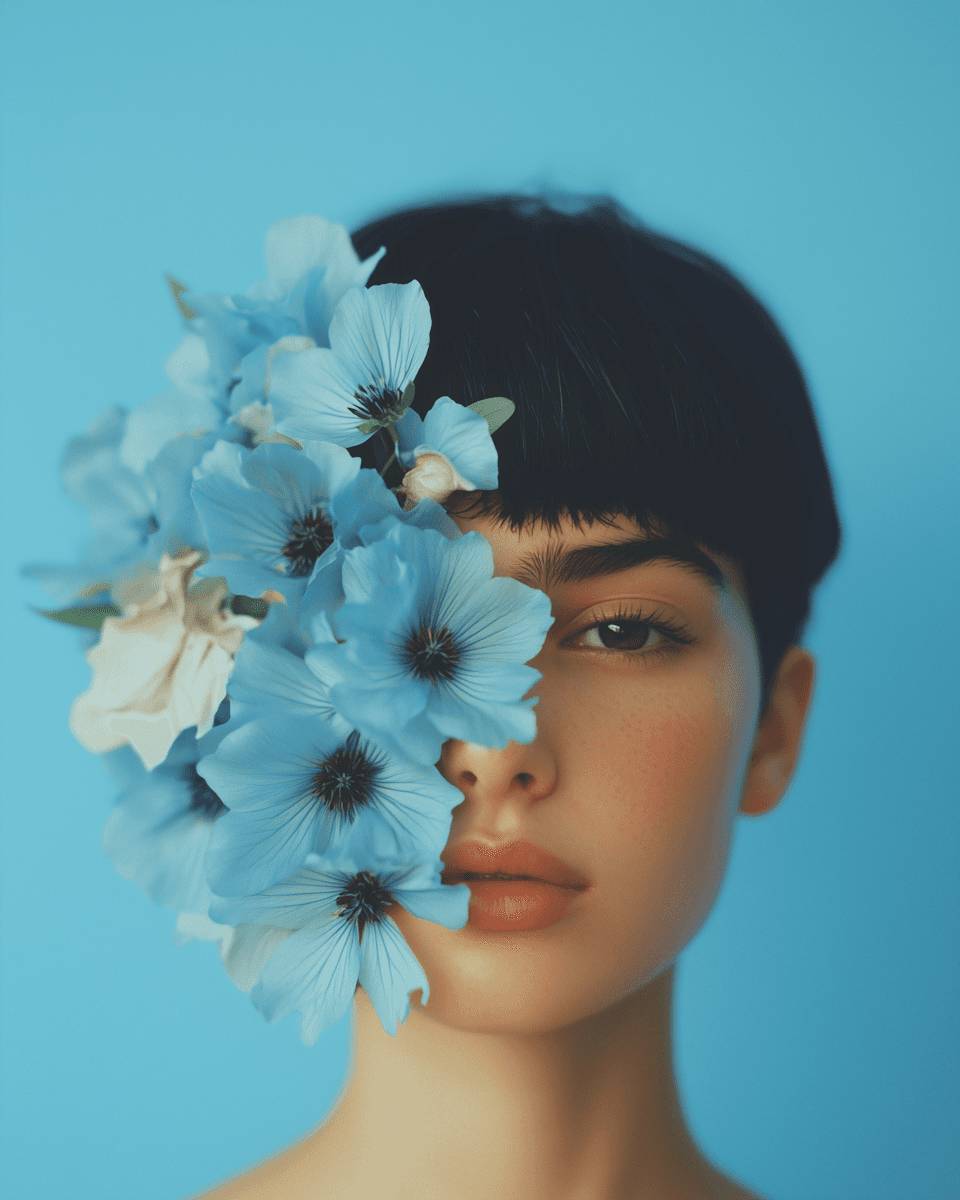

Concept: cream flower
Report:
left=401, top=451, right=476, bottom=509
left=70, top=550, right=244, bottom=770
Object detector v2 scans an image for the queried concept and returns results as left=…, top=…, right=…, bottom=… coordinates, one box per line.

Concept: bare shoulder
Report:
left=684, top=1161, right=769, bottom=1200
left=184, top=1144, right=339, bottom=1200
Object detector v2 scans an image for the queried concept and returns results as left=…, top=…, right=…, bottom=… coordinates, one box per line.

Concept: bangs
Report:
left=350, top=195, right=841, bottom=696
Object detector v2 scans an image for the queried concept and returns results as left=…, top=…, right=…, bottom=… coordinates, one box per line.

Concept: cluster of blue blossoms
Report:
left=32, top=216, right=553, bottom=1043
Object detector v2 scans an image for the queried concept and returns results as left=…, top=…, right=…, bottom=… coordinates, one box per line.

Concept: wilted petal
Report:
left=69, top=551, right=245, bottom=769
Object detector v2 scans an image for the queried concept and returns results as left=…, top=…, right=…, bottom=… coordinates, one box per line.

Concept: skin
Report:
left=200, top=509, right=815, bottom=1200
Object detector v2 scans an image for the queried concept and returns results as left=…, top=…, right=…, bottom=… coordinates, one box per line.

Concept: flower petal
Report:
left=328, top=282, right=430, bottom=402
left=252, top=913, right=360, bottom=1044
left=358, top=914, right=430, bottom=1035
left=393, top=881, right=471, bottom=930
left=221, top=923, right=292, bottom=992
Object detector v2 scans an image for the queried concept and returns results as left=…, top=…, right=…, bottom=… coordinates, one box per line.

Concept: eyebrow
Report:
left=513, top=536, right=727, bottom=592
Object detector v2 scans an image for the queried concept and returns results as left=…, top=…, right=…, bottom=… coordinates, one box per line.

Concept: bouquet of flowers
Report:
left=29, top=216, right=553, bottom=1043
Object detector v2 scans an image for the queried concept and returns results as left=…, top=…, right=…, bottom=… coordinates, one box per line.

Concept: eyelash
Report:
left=565, top=605, right=695, bottom=662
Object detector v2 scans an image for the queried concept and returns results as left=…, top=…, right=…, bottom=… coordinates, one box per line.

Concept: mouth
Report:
left=441, top=870, right=587, bottom=891
left=441, top=841, right=590, bottom=931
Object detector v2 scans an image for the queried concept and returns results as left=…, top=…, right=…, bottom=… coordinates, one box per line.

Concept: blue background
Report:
left=1, top=3, right=957, bottom=1198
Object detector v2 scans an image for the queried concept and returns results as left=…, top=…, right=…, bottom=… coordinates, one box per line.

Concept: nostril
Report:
left=515, top=772, right=534, bottom=788
left=459, top=770, right=478, bottom=786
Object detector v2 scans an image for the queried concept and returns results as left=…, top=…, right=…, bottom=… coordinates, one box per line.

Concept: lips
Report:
left=441, top=840, right=589, bottom=931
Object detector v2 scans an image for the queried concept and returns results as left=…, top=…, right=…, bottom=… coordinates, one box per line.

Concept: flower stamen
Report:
left=347, top=381, right=404, bottom=425
left=282, top=509, right=334, bottom=576
left=335, top=870, right=393, bottom=939
left=402, top=624, right=462, bottom=683
left=309, top=732, right=381, bottom=820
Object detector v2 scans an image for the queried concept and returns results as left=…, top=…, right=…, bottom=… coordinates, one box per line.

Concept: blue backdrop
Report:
left=1, top=3, right=957, bottom=1198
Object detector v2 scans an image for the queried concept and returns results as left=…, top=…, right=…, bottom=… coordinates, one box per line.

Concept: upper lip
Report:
left=441, top=840, right=590, bottom=890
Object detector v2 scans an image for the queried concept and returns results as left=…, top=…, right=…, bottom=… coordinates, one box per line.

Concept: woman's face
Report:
left=390, top=509, right=763, bottom=1034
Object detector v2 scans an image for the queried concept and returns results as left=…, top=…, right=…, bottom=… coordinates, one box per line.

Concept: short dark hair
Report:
left=350, top=195, right=841, bottom=703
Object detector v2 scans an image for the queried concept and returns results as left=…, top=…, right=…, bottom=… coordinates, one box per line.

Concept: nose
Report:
left=439, top=736, right=557, bottom=810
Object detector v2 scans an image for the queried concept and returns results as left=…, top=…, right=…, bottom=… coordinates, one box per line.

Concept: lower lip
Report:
left=465, top=879, right=582, bottom=932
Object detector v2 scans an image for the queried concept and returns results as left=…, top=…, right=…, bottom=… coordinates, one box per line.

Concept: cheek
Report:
left=551, top=668, right=754, bottom=996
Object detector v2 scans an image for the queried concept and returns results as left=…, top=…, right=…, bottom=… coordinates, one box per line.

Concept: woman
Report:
left=198, top=195, right=840, bottom=1198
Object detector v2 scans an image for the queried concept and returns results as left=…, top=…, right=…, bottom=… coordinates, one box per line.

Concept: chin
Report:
left=389, top=904, right=676, bottom=1036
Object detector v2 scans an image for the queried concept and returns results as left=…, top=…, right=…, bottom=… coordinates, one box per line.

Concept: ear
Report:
left=740, top=646, right=816, bottom=816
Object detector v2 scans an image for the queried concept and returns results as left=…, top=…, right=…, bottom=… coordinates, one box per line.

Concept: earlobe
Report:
left=740, top=646, right=816, bottom=816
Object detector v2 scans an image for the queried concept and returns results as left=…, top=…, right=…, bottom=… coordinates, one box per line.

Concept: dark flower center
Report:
left=335, top=870, right=393, bottom=939
left=282, top=508, right=334, bottom=576
left=402, top=624, right=462, bottom=683
left=185, top=766, right=227, bottom=818
left=310, top=731, right=381, bottom=820
left=347, top=383, right=404, bottom=425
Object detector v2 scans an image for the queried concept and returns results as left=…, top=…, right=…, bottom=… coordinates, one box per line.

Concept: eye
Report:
left=576, top=619, right=661, bottom=652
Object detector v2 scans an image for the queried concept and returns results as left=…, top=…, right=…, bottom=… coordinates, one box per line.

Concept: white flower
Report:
left=401, top=451, right=476, bottom=508
left=69, top=550, right=245, bottom=770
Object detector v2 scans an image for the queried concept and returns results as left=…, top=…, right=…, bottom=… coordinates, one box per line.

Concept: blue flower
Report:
left=118, top=386, right=228, bottom=475
left=210, top=854, right=469, bottom=1042
left=181, top=215, right=384, bottom=402
left=25, top=409, right=223, bottom=604
left=198, top=714, right=462, bottom=896
left=307, top=523, right=554, bottom=764
left=300, top=479, right=460, bottom=613
left=191, top=438, right=362, bottom=604
left=396, top=396, right=499, bottom=491
left=269, top=283, right=430, bottom=446
left=100, top=720, right=231, bottom=914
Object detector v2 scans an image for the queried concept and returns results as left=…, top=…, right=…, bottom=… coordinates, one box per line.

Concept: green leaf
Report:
left=228, top=594, right=270, bottom=621
left=166, top=274, right=195, bottom=319
left=400, top=380, right=416, bottom=411
left=38, top=603, right=121, bottom=630
left=355, top=419, right=382, bottom=436
left=468, top=396, right=515, bottom=434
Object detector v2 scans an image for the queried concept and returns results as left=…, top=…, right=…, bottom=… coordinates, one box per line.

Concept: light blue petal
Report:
left=359, top=915, right=430, bottom=1035
left=205, top=798, right=335, bottom=897
left=329, top=469, right=404, bottom=549
left=145, top=430, right=225, bottom=558
left=338, top=535, right=411, bottom=605
left=102, top=775, right=215, bottom=912
left=226, top=342, right=271, bottom=414
left=269, top=347, right=371, bottom=447
left=259, top=214, right=384, bottom=341
left=252, top=913, right=360, bottom=1044
left=222, top=923, right=291, bottom=992
left=197, top=715, right=344, bottom=814
left=210, top=860, right=346, bottom=928
left=300, top=438, right=362, bottom=493
left=417, top=397, right=498, bottom=489
left=393, top=881, right=471, bottom=930
left=192, top=473, right=296, bottom=570
left=301, top=543, right=346, bottom=610
left=228, top=638, right=344, bottom=726
left=120, top=388, right=224, bottom=474
left=328, top=282, right=430, bottom=399
left=395, top=406, right=425, bottom=465
left=444, top=576, right=554, bottom=666
left=202, top=561, right=306, bottom=606
left=242, top=439, right=354, bottom=514
left=427, top=685, right=539, bottom=751
left=193, top=438, right=248, bottom=487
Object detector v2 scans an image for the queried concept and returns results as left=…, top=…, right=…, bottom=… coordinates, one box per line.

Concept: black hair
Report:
left=350, top=195, right=841, bottom=704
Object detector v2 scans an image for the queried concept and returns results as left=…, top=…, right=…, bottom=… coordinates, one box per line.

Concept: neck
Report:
left=301, top=965, right=723, bottom=1200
